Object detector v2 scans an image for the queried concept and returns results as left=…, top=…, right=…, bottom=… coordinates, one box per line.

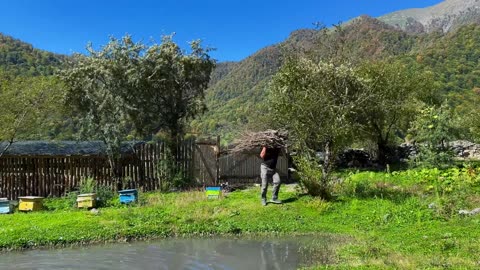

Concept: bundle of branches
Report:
left=230, top=129, right=288, bottom=153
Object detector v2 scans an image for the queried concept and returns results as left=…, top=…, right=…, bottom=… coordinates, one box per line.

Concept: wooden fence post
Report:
left=215, top=136, right=220, bottom=186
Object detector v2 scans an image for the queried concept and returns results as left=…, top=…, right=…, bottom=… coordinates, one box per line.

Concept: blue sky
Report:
left=1, top=0, right=442, bottom=61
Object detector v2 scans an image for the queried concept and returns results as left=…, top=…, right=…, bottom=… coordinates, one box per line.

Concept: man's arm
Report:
left=260, top=147, right=266, bottom=159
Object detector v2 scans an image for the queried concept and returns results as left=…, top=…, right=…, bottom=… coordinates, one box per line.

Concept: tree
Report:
left=450, top=88, right=480, bottom=143
left=59, top=35, right=214, bottom=184
left=409, top=104, right=457, bottom=168
left=0, top=73, right=63, bottom=157
left=268, top=57, right=371, bottom=198
left=354, top=61, right=438, bottom=164
left=127, top=35, right=215, bottom=142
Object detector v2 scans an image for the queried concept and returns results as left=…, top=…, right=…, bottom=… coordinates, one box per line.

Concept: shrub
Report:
left=295, top=155, right=329, bottom=198
left=408, top=105, right=457, bottom=168
left=156, top=147, right=193, bottom=192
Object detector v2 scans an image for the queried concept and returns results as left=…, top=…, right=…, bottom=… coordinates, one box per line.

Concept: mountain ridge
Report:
left=379, top=0, right=480, bottom=32
left=1, top=1, right=480, bottom=142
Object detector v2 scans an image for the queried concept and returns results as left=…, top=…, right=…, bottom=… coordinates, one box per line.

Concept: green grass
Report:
left=2, top=167, right=480, bottom=269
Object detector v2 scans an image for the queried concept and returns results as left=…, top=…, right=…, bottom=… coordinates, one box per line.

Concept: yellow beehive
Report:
left=77, top=193, right=97, bottom=208
left=18, top=196, right=44, bottom=211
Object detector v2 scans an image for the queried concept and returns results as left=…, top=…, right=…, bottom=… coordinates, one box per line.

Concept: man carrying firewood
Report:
left=260, top=146, right=283, bottom=206
left=230, top=129, right=288, bottom=206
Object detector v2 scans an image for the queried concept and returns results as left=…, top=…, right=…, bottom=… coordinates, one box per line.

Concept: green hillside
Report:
left=2, top=13, right=480, bottom=143
left=190, top=15, right=480, bottom=142
left=410, top=24, right=480, bottom=93
left=192, top=16, right=420, bottom=141
left=0, top=33, right=64, bottom=76
left=0, top=33, right=71, bottom=141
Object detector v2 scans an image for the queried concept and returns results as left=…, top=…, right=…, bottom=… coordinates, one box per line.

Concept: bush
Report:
left=295, top=155, right=329, bottom=197
left=156, top=148, right=193, bottom=191
left=409, top=105, right=457, bottom=168
left=43, top=192, right=78, bottom=211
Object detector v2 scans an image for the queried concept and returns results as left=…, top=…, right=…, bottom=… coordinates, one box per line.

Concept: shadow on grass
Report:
left=281, top=197, right=299, bottom=204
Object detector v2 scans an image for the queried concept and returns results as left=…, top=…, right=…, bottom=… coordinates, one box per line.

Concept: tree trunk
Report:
left=320, top=140, right=333, bottom=200
left=377, top=139, right=389, bottom=166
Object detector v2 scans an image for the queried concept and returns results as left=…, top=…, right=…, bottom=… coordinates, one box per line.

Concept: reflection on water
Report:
left=0, top=237, right=328, bottom=270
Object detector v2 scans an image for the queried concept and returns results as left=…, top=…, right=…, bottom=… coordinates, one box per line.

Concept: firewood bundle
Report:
left=230, top=130, right=288, bottom=153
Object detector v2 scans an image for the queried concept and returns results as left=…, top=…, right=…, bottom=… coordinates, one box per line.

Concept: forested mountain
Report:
left=2, top=0, right=480, bottom=143
left=192, top=16, right=421, bottom=140
left=191, top=0, right=480, bottom=141
left=0, top=33, right=64, bottom=76
left=0, top=33, right=71, bottom=141
left=409, top=24, right=480, bottom=93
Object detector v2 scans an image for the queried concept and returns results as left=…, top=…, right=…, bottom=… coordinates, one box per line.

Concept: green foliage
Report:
left=355, top=61, right=437, bottom=163
left=0, top=73, right=65, bottom=145
left=79, top=177, right=96, bottom=194
left=60, top=34, right=214, bottom=141
left=269, top=58, right=369, bottom=151
left=450, top=88, right=480, bottom=143
left=43, top=192, right=78, bottom=211
left=268, top=57, right=373, bottom=198
left=412, top=24, right=480, bottom=93
left=409, top=105, right=457, bottom=168
left=0, top=33, right=64, bottom=76
left=194, top=22, right=480, bottom=145
left=156, top=146, right=192, bottom=191
left=295, top=155, right=326, bottom=197
left=59, top=34, right=215, bottom=173
left=95, top=185, right=116, bottom=208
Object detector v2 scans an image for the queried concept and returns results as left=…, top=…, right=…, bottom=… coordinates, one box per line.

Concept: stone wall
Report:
left=450, top=140, right=480, bottom=160
left=337, top=140, right=480, bottom=169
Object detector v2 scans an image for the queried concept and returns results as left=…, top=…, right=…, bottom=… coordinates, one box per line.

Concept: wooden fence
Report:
left=219, top=152, right=289, bottom=184
left=0, top=138, right=291, bottom=199
left=0, top=140, right=198, bottom=200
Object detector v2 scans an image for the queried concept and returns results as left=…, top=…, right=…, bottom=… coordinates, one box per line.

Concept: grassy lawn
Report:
left=1, top=167, right=480, bottom=269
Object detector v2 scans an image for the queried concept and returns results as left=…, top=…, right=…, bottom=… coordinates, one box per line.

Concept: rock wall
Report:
left=450, top=140, right=480, bottom=160
left=337, top=140, right=480, bottom=168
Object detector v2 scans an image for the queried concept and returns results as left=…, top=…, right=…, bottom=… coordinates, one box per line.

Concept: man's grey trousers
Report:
left=260, top=164, right=281, bottom=200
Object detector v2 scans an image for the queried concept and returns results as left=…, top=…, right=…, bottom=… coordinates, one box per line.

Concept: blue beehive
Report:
left=206, top=187, right=221, bottom=199
left=119, top=189, right=138, bottom=204
left=0, top=198, right=12, bottom=214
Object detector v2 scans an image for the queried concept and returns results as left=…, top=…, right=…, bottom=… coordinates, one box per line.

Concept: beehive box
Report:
left=206, top=187, right=221, bottom=199
left=119, top=189, right=138, bottom=204
left=0, top=198, right=12, bottom=214
left=18, top=196, right=44, bottom=212
left=77, top=193, right=97, bottom=208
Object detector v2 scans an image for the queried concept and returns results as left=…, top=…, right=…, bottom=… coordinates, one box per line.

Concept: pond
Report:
left=0, top=236, right=338, bottom=269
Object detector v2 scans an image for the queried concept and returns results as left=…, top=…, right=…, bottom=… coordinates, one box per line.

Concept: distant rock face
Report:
left=379, top=0, right=480, bottom=33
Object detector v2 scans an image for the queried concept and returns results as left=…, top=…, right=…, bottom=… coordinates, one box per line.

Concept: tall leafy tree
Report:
left=59, top=35, right=214, bottom=182
left=268, top=57, right=371, bottom=198
left=355, top=61, right=438, bottom=164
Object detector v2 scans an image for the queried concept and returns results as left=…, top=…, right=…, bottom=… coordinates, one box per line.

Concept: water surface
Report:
left=0, top=237, right=335, bottom=270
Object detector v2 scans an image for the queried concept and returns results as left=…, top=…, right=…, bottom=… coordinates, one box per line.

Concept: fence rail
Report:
left=0, top=140, right=197, bottom=200
left=219, top=152, right=289, bottom=184
left=0, top=138, right=290, bottom=200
